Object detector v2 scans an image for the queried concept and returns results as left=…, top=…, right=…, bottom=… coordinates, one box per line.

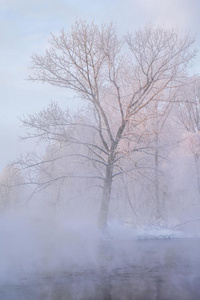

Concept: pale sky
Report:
left=0, top=0, right=200, bottom=171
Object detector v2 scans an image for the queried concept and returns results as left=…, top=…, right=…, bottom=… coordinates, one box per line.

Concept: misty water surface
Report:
left=0, top=237, right=200, bottom=300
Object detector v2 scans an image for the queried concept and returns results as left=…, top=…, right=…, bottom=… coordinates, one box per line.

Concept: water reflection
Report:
left=1, top=239, right=200, bottom=300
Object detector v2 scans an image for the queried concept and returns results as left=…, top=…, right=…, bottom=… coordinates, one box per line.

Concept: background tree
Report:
left=176, top=78, right=200, bottom=199
left=0, top=165, right=27, bottom=211
left=141, top=94, right=174, bottom=224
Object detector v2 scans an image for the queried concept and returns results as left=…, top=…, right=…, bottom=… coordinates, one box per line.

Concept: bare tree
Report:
left=142, top=94, right=174, bottom=224
left=0, top=165, right=26, bottom=210
left=20, top=21, right=195, bottom=228
left=176, top=78, right=200, bottom=198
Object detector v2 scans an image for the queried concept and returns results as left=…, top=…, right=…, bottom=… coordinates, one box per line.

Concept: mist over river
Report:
left=1, top=237, right=200, bottom=300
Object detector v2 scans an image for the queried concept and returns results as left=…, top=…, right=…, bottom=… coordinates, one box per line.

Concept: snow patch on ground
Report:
left=108, top=221, right=196, bottom=240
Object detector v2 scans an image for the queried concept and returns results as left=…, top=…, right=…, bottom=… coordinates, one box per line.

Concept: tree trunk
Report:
left=97, top=123, right=126, bottom=229
left=154, top=146, right=162, bottom=220
left=154, top=103, right=163, bottom=222
left=194, top=155, right=200, bottom=199
left=97, top=160, right=114, bottom=229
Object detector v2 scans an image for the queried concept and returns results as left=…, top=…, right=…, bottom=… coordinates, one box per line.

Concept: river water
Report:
left=0, top=238, right=200, bottom=300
